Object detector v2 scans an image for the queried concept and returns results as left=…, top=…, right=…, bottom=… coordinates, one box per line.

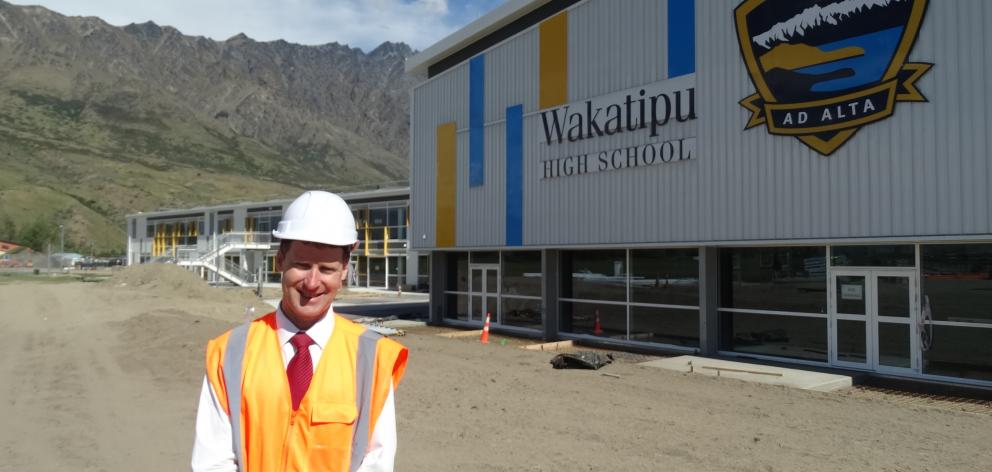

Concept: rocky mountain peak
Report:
left=0, top=0, right=420, bottom=253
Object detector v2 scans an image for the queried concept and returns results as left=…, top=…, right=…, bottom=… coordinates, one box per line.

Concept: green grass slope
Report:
left=0, top=86, right=319, bottom=254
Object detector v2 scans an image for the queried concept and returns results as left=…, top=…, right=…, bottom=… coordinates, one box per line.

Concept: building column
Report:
left=698, top=247, right=720, bottom=355
left=405, top=252, right=418, bottom=288
left=542, top=249, right=560, bottom=341
left=429, top=251, right=447, bottom=325
left=233, top=207, right=247, bottom=232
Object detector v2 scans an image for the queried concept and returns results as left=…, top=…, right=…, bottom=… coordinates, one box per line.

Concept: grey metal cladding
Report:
left=486, top=28, right=540, bottom=120
left=569, top=0, right=668, bottom=101
left=698, top=0, right=992, bottom=242
left=410, top=0, right=992, bottom=249
left=524, top=0, right=695, bottom=246
left=410, top=64, right=469, bottom=249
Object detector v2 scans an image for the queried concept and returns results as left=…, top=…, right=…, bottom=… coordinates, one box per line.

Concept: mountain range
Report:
left=0, top=0, right=417, bottom=254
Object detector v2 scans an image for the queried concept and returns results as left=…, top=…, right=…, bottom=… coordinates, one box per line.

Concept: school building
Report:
left=406, top=0, right=992, bottom=386
left=125, top=187, right=427, bottom=291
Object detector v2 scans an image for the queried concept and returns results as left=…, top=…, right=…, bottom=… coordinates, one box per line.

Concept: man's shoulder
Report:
left=332, top=314, right=405, bottom=348
left=331, top=313, right=366, bottom=337
left=207, top=311, right=278, bottom=347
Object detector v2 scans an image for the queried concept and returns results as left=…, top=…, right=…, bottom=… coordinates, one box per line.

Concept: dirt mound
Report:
left=104, top=263, right=262, bottom=307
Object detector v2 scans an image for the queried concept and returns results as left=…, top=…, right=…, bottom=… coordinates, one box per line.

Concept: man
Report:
left=192, top=191, right=408, bottom=472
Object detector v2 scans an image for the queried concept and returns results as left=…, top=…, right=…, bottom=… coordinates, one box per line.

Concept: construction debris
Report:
left=550, top=351, right=614, bottom=370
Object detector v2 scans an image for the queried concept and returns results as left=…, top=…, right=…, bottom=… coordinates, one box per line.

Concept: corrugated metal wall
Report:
left=698, top=0, right=992, bottom=242
left=411, top=0, right=992, bottom=250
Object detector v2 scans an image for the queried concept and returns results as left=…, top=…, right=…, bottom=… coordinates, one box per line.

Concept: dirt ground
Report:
left=1, top=266, right=990, bottom=471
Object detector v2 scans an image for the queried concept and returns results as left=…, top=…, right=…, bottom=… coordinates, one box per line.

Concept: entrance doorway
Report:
left=829, top=269, right=919, bottom=375
left=469, top=264, right=499, bottom=324
left=369, top=257, right=386, bottom=288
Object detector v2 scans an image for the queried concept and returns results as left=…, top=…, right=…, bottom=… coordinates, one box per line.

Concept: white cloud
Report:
left=7, top=0, right=494, bottom=51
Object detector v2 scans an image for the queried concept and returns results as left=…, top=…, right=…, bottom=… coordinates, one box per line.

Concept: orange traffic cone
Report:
left=480, top=312, right=491, bottom=344
left=593, top=309, right=603, bottom=336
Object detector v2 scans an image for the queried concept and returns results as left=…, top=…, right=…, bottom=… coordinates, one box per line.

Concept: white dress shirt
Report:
left=191, top=305, right=396, bottom=472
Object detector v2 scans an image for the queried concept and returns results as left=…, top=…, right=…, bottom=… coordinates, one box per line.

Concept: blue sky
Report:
left=8, top=0, right=506, bottom=52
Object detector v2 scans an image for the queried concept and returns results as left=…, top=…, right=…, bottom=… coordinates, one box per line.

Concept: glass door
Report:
left=369, top=257, right=386, bottom=288
left=830, top=269, right=919, bottom=374
left=874, top=273, right=916, bottom=374
left=469, top=264, right=499, bottom=324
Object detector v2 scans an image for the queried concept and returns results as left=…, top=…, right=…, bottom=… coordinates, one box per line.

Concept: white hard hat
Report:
left=272, top=191, right=358, bottom=246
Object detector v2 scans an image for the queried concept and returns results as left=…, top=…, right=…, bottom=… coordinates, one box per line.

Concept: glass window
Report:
left=445, top=294, right=468, bottom=321
left=835, top=275, right=866, bottom=315
left=719, top=247, right=827, bottom=314
left=922, top=325, right=992, bottom=381
left=391, top=256, right=406, bottom=276
left=630, top=249, right=698, bottom=306
left=922, top=244, right=992, bottom=324
left=218, top=215, right=233, bottom=233
left=831, top=245, right=915, bottom=267
left=389, top=226, right=408, bottom=241
left=836, top=320, right=866, bottom=363
left=354, top=209, right=367, bottom=228
left=877, top=323, right=911, bottom=368
left=416, top=255, right=431, bottom=292
left=146, top=224, right=154, bottom=238
left=369, top=258, right=386, bottom=287
left=630, top=307, right=699, bottom=347
left=719, top=312, right=827, bottom=362
left=356, top=256, right=368, bottom=287
left=562, top=250, right=627, bottom=302
left=502, top=251, right=542, bottom=297
left=370, top=208, right=388, bottom=227
left=387, top=207, right=407, bottom=226
left=560, top=301, right=625, bottom=337
left=877, top=276, right=910, bottom=318
left=500, top=297, right=542, bottom=330
left=445, top=252, right=468, bottom=292
left=470, top=252, right=499, bottom=264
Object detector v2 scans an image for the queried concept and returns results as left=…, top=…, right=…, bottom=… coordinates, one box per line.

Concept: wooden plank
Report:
left=522, top=340, right=574, bottom=351
left=437, top=329, right=484, bottom=338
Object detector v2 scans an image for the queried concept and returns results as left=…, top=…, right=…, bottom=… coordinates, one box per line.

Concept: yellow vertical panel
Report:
left=539, top=11, right=568, bottom=109
left=363, top=213, right=370, bottom=257
left=435, top=122, right=457, bottom=248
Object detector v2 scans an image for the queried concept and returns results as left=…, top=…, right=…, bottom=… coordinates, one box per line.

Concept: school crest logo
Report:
left=735, top=0, right=932, bottom=155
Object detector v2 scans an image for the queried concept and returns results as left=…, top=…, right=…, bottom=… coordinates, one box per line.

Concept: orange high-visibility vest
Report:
left=205, top=312, right=407, bottom=472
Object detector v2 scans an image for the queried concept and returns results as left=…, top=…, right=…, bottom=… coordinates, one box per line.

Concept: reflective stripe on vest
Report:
left=349, top=329, right=382, bottom=471
left=222, top=322, right=250, bottom=472
left=223, top=322, right=383, bottom=472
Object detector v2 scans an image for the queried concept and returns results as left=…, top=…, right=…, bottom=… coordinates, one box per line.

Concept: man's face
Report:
left=276, top=240, right=350, bottom=330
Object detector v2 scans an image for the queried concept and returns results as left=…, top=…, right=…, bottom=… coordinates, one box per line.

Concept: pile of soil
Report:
left=104, top=263, right=270, bottom=318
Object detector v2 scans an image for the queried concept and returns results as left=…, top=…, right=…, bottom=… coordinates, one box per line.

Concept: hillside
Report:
left=0, top=1, right=417, bottom=254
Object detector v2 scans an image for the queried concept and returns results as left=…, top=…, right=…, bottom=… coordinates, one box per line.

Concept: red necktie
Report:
left=287, top=332, right=315, bottom=411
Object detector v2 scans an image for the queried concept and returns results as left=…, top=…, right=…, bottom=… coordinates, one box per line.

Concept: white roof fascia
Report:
left=126, top=187, right=411, bottom=219
left=405, top=0, right=551, bottom=76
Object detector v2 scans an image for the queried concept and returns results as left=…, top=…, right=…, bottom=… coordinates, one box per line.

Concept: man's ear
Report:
left=275, top=248, right=285, bottom=272
left=351, top=241, right=361, bottom=253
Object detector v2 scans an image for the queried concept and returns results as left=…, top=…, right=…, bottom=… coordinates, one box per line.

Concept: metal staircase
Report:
left=177, top=232, right=272, bottom=287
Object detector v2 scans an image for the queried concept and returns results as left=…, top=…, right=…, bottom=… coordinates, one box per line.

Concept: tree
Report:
left=16, top=219, right=57, bottom=252
left=0, top=215, right=16, bottom=242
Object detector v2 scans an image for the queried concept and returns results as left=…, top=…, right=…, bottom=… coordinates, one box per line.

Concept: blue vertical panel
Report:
left=469, top=55, right=485, bottom=187
left=505, top=104, right=524, bottom=246
left=668, top=0, right=695, bottom=78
